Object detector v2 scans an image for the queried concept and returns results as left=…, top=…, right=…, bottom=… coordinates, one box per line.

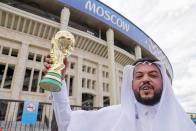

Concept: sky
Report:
left=100, top=0, right=196, bottom=112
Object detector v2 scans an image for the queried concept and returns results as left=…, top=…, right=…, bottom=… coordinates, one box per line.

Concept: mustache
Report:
left=139, top=83, right=154, bottom=90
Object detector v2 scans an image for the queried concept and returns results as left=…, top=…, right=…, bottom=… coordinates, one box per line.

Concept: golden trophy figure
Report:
left=39, top=30, right=75, bottom=92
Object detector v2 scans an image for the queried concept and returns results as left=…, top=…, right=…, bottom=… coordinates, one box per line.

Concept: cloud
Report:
left=157, top=0, right=196, bottom=11
left=173, top=58, right=196, bottom=112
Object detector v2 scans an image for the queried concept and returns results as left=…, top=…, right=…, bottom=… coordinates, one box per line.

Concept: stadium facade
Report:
left=0, top=0, right=173, bottom=122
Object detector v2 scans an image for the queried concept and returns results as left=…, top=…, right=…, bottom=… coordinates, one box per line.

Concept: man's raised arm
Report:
left=51, top=80, right=71, bottom=131
left=43, top=55, right=71, bottom=131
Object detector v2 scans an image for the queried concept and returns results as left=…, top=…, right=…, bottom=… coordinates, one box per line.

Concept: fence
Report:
left=0, top=99, right=101, bottom=131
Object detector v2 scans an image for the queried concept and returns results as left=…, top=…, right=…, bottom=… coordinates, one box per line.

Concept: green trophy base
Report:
left=39, top=70, right=62, bottom=92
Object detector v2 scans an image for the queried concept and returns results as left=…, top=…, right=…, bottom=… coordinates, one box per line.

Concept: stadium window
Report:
left=2, top=46, right=10, bottom=55
left=70, top=62, right=75, bottom=69
left=36, top=54, right=42, bottom=62
left=103, top=96, right=110, bottom=107
left=69, top=76, right=74, bottom=96
left=106, top=84, right=109, bottom=92
left=82, top=65, right=86, bottom=72
left=31, top=69, right=39, bottom=92
left=87, top=66, right=91, bottom=73
left=28, top=52, right=35, bottom=60
left=87, top=79, right=90, bottom=89
left=101, top=31, right=107, bottom=41
left=106, top=72, right=109, bottom=78
left=22, top=68, right=31, bottom=91
left=3, top=64, right=15, bottom=89
left=82, top=78, right=86, bottom=88
left=82, top=93, right=94, bottom=110
left=16, top=102, right=24, bottom=121
left=92, top=68, right=96, bottom=74
left=37, top=104, right=43, bottom=121
left=0, top=101, right=8, bottom=120
left=92, top=80, right=96, bottom=89
left=11, top=48, right=18, bottom=57
left=39, top=72, right=45, bottom=93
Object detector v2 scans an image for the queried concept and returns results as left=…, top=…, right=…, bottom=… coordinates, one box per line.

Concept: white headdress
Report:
left=117, top=62, right=196, bottom=131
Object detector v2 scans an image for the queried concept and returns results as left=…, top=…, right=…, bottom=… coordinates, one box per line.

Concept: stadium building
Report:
left=0, top=0, right=173, bottom=128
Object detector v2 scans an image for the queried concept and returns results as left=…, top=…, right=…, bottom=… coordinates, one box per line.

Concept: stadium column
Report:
left=106, top=28, right=117, bottom=105
left=7, top=42, right=29, bottom=121
left=96, top=63, right=103, bottom=107
left=115, top=70, right=121, bottom=104
left=135, top=45, right=142, bottom=60
left=60, top=7, right=70, bottom=30
left=75, top=57, right=83, bottom=106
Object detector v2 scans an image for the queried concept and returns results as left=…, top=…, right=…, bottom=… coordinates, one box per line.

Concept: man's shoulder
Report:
left=71, top=104, right=122, bottom=121
left=99, top=104, right=121, bottom=112
left=72, top=104, right=121, bottom=115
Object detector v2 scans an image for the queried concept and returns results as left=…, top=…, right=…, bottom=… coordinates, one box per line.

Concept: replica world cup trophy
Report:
left=39, top=30, right=75, bottom=92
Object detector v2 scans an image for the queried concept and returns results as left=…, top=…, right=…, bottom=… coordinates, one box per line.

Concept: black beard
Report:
left=133, top=88, right=163, bottom=106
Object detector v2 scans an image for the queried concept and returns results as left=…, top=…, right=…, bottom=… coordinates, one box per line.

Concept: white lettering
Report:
left=96, top=6, right=104, bottom=16
left=85, top=0, right=96, bottom=13
left=124, top=23, right=130, bottom=32
left=85, top=0, right=130, bottom=32
left=111, top=15, right=117, bottom=25
left=104, top=10, right=111, bottom=21
left=117, top=18, right=123, bottom=28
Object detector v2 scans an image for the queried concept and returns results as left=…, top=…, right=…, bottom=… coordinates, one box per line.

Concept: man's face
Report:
left=132, top=63, right=163, bottom=105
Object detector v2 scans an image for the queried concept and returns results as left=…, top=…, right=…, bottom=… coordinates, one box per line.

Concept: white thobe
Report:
left=135, top=102, right=158, bottom=131
left=51, top=80, right=71, bottom=131
left=51, top=81, right=159, bottom=131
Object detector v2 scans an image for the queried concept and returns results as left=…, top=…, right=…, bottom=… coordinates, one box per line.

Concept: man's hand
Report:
left=43, top=54, right=69, bottom=80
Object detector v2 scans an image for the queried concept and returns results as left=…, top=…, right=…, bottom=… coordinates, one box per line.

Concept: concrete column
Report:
left=0, top=63, right=8, bottom=88
left=60, top=7, right=70, bottom=30
left=11, top=42, right=29, bottom=99
left=135, top=45, right=142, bottom=60
left=5, top=43, right=29, bottom=121
left=75, top=57, right=83, bottom=106
left=115, top=70, right=121, bottom=104
left=106, top=28, right=117, bottom=105
left=41, top=105, right=46, bottom=123
left=96, top=63, right=103, bottom=107
left=5, top=103, right=19, bottom=121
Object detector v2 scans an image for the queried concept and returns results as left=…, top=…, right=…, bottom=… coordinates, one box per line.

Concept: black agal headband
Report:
left=132, top=57, right=159, bottom=66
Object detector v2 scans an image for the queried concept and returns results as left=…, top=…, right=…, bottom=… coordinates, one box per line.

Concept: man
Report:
left=44, top=56, right=196, bottom=131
